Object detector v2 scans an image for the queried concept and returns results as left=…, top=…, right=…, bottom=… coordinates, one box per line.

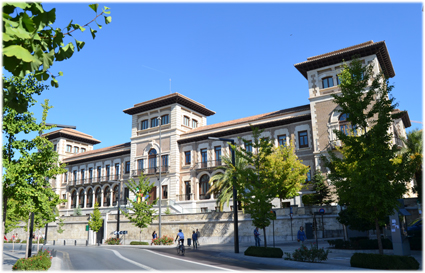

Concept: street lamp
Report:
left=42, top=123, right=76, bottom=248
left=157, top=116, right=162, bottom=240
left=208, top=137, right=239, bottom=253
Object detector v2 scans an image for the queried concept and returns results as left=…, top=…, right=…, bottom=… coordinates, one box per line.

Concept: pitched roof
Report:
left=42, top=128, right=101, bottom=145
left=392, top=109, right=411, bottom=129
left=64, top=142, right=131, bottom=165
left=294, top=40, right=395, bottom=79
left=123, top=92, right=216, bottom=116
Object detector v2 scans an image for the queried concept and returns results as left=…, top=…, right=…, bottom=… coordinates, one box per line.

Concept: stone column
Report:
left=76, top=193, right=79, bottom=210
left=100, top=189, right=104, bottom=207
left=83, top=191, right=87, bottom=208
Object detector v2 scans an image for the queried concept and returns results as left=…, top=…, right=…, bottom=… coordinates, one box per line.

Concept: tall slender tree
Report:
left=401, top=129, right=422, bottom=202
left=323, top=57, right=412, bottom=254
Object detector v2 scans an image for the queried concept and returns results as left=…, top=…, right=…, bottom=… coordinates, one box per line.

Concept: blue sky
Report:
left=16, top=2, right=423, bottom=149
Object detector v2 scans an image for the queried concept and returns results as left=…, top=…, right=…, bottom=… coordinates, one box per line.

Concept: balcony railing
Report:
left=199, top=193, right=211, bottom=200
left=195, top=160, right=222, bottom=169
left=132, top=166, right=169, bottom=177
left=177, top=193, right=193, bottom=201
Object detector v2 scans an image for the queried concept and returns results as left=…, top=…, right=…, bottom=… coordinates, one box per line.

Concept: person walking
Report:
left=195, top=229, right=201, bottom=246
left=151, top=231, right=157, bottom=245
left=254, top=227, right=261, bottom=247
left=297, top=226, right=307, bottom=244
left=192, top=230, right=198, bottom=249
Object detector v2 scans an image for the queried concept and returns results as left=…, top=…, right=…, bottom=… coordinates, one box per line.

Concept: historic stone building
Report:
left=44, top=40, right=411, bottom=218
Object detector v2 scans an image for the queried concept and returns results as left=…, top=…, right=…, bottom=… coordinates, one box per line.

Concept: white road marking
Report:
left=106, top=249, right=156, bottom=271
left=144, top=249, right=235, bottom=271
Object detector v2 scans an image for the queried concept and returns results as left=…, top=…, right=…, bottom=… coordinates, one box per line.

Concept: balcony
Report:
left=199, top=193, right=211, bottom=200
left=195, top=160, right=222, bottom=170
left=177, top=193, right=193, bottom=201
left=132, top=166, right=169, bottom=177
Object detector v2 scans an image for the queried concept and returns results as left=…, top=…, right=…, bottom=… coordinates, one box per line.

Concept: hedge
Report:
left=350, top=253, right=419, bottom=270
left=130, top=241, right=149, bottom=245
left=12, top=249, right=52, bottom=271
left=244, top=246, right=283, bottom=258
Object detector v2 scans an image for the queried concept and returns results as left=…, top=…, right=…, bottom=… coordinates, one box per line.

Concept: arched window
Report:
left=87, top=188, right=93, bottom=208
left=148, top=149, right=157, bottom=174
left=95, top=188, right=101, bottom=206
left=113, top=185, right=119, bottom=206
left=104, top=186, right=111, bottom=206
left=199, top=175, right=211, bottom=200
left=339, top=113, right=357, bottom=135
left=79, top=189, right=85, bottom=208
left=71, top=191, right=77, bottom=208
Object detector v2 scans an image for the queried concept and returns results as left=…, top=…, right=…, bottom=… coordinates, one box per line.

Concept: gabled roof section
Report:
left=294, top=40, right=395, bottom=79
left=42, top=128, right=101, bottom=145
left=64, top=142, right=131, bottom=165
left=123, top=93, right=216, bottom=116
left=392, top=109, right=411, bottom=129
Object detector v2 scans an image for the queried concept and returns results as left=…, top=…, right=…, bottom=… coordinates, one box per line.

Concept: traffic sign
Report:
left=114, top=231, right=128, bottom=235
left=319, top=208, right=325, bottom=214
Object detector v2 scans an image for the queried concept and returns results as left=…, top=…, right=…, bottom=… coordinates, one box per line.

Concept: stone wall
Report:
left=6, top=206, right=344, bottom=245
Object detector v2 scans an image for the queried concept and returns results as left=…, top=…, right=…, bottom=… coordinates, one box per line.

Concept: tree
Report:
left=322, top=58, right=412, bottom=254
left=267, top=140, right=310, bottom=204
left=121, top=173, right=158, bottom=241
left=302, top=169, right=334, bottom=206
left=73, top=205, right=82, bottom=216
left=2, top=75, right=66, bottom=244
left=208, top=153, right=248, bottom=211
left=56, top=218, right=65, bottom=234
left=88, top=202, right=103, bottom=244
left=3, top=199, right=22, bottom=235
left=3, top=3, right=112, bottom=113
left=402, top=129, right=422, bottom=202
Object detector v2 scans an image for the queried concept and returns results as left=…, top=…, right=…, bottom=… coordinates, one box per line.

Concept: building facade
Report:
left=44, top=40, right=411, bottom=217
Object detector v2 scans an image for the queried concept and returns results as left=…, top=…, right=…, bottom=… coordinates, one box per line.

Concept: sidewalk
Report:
left=2, top=245, right=62, bottom=271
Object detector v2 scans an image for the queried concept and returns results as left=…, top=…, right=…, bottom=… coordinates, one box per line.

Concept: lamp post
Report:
left=157, top=116, right=162, bottom=240
left=208, top=137, right=239, bottom=253
left=42, top=123, right=76, bottom=248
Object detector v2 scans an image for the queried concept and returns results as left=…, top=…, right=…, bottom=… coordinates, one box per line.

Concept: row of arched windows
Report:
left=70, top=185, right=129, bottom=209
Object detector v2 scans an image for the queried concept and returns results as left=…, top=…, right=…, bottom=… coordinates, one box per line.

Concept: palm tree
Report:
left=207, top=153, right=248, bottom=211
left=402, top=129, right=422, bottom=202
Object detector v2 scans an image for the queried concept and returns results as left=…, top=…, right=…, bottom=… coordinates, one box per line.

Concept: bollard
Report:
left=64, top=240, right=66, bottom=246
left=53, top=240, right=55, bottom=245
left=86, top=240, right=88, bottom=246
left=75, top=240, right=76, bottom=246
left=98, top=242, right=100, bottom=246
left=52, top=250, right=56, bottom=257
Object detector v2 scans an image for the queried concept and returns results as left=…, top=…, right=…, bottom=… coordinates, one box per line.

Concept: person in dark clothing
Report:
left=192, top=230, right=198, bottom=249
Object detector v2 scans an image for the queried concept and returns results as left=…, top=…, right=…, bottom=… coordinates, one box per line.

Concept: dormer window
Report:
left=74, top=146, right=79, bottom=153
left=141, top=119, right=149, bottom=130
left=322, top=77, right=334, bottom=88
left=192, top=119, right=198, bottom=128
left=81, top=148, right=86, bottom=153
left=161, top=115, right=169, bottom=125
left=183, top=116, right=190, bottom=127
left=66, top=145, right=72, bottom=152
left=151, top=117, right=159, bottom=128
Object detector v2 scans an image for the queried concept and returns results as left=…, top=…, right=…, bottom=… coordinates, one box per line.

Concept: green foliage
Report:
left=152, top=235, right=174, bottom=245
left=88, top=202, right=103, bottom=232
left=121, top=173, right=158, bottom=231
left=244, top=246, right=283, bottom=258
left=57, top=218, right=65, bottom=234
left=327, top=238, right=392, bottom=250
left=4, top=199, right=22, bottom=234
left=401, top=129, right=423, bottom=201
left=336, top=207, right=382, bottom=232
left=2, top=75, right=66, bottom=243
left=322, top=58, right=412, bottom=254
left=284, top=243, right=330, bottom=262
left=130, top=241, right=149, bottom=245
left=73, top=205, right=82, bottom=216
left=3, top=3, right=112, bottom=113
left=208, top=152, right=248, bottom=211
left=105, top=237, right=121, bottom=245
left=164, top=207, right=172, bottom=215
left=12, top=249, right=52, bottom=270
left=350, top=253, right=419, bottom=270
left=302, top=169, right=333, bottom=206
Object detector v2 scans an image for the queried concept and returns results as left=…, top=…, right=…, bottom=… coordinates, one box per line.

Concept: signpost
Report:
left=114, top=231, right=128, bottom=245
left=290, top=206, right=294, bottom=241
left=270, top=210, right=276, bottom=248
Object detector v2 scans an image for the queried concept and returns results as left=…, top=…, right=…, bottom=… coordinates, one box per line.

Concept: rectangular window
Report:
left=66, top=145, right=72, bottom=152
left=124, top=188, right=129, bottom=205
left=161, top=115, right=169, bottom=125
left=336, top=74, right=341, bottom=85
left=245, top=141, right=252, bottom=153
left=64, top=172, right=68, bottom=183
left=201, top=149, right=207, bottom=168
left=115, top=163, right=120, bottom=180
left=138, top=159, right=144, bottom=170
left=183, top=116, right=190, bottom=127
left=278, top=135, right=287, bottom=146
left=74, top=146, right=79, bottom=153
left=141, top=119, right=149, bottom=130
left=89, top=168, right=93, bottom=182
left=97, top=166, right=101, bottom=179
left=322, top=77, right=334, bottom=88
left=125, top=161, right=130, bottom=173
left=161, top=155, right=169, bottom=171
left=73, top=170, right=77, bottom=182
left=81, top=169, right=85, bottom=182
left=201, top=207, right=208, bottom=213
left=298, top=131, right=308, bottom=148
left=81, top=148, right=86, bottom=153
left=306, top=169, right=311, bottom=183
left=106, top=165, right=110, bottom=179
left=192, top=119, right=198, bottom=128
left=185, top=151, right=191, bottom=165
left=151, top=118, right=159, bottom=128
left=214, top=146, right=221, bottom=165
left=162, top=185, right=168, bottom=199
left=53, top=144, right=57, bottom=151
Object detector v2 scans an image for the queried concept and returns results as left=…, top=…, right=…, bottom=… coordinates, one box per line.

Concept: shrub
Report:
left=153, top=235, right=174, bottom=245
left=105, top=237, right=121, bottom=245
left=130, top=241, right=149, bottom=245
left=284, top=243, right=330, bottom=262
left=12, top=249, right=52, bottom=271
left=409, top=236, right=422, bottom=250
left=245, top=246, right=283, bottom=258
left=351, top=253, right=419, bottom=270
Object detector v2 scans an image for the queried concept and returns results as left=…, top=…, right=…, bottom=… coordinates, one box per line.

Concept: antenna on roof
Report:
left=169, top=78, right=171, bottom=94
